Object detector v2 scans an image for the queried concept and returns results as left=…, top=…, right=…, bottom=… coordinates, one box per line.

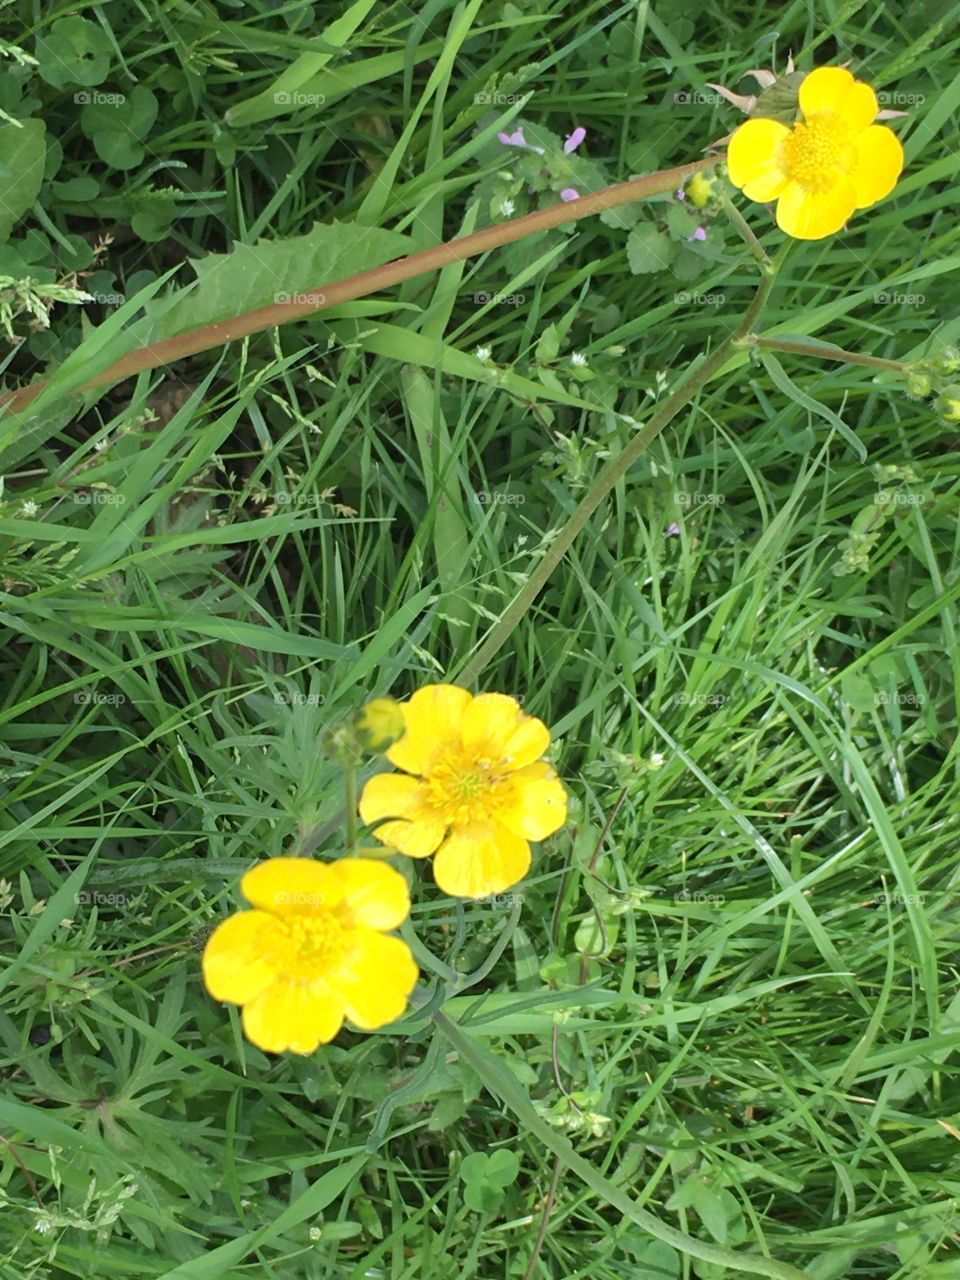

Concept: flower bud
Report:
left=356, top=697, right=406, bottom=750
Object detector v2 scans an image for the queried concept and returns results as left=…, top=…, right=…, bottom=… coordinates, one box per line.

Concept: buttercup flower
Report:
left=726, top=66, right=904, bottom=239
left=358, top=685, right=567, bottom=898
left=202, top=857, right=418, bottom=1054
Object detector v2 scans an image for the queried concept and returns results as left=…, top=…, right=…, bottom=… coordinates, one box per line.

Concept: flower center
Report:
left=424, top=752, right=503, bottom=824
left=275, top=911, right=346, bottom=978
left=784, top=117, right=850, bottom=192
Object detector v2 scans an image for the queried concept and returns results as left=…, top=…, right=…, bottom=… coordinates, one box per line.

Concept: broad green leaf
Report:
left=627, top=223, right=676, bottom=273
left=149, top=220, right=415, bottom=341
left=0, top=119, right=46, bottom=242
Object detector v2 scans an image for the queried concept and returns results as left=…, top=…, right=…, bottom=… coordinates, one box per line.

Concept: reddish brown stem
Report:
left=0, top=156, right=720, bottom=417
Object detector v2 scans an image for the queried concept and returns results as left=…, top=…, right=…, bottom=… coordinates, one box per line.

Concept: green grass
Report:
left=2, top=0, right=960, bottom=1277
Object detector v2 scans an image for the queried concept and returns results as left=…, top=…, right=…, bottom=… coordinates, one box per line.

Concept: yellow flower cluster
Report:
left=202, top=686, right=567, bottom=1054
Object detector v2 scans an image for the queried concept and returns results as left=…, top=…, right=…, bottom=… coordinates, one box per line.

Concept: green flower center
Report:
left=784, top=117, right=851, bottom=191
left=424, top=753, right=506, bottom=825
left=276, top=912, right=346, bottom=976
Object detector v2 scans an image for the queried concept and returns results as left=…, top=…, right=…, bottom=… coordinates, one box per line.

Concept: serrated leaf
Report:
left=600, top=204, right=642, bottom=230
left=626, top=223, right=676, bottom=274
left=666, top=203, right=702, bottom=240
left=0, top=119, right=46, bottom=242
left=148, top=220, right=415, bottom=341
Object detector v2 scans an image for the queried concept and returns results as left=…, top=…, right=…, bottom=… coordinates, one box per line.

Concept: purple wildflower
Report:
left=560, top=188, right=580, bottom=202
left=676, top=187, right=686, bottom=200
left=563, top=126, right=586, bottom=154
left=664, top=522, right=681, bottom=537
left=687, top=226, right=707, bottom=242
left=498, top=127, right=544, bottom=155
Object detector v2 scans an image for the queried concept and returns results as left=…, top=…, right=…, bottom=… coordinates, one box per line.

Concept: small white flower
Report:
left=475, top=346, right=492, bottom=363
left=649, top=752, right=665, bottom=770
left=94, top=439, right=109, bottom=452
left=500, top=198, right=515, bottom=217
left=309, top=1226, right=323, bottom=1242
left=20, top=500, right=38, bottom=517
left=570, top=352, right=587, bottom=367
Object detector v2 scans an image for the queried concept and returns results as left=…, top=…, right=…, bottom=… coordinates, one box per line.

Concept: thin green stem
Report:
left=719, top=192, right=770, bottom=268
left=344, top=763, right=357, bottom=850
left=455, top=263, right=781, bottom=688
left=750, top=335, right=907, bottom=373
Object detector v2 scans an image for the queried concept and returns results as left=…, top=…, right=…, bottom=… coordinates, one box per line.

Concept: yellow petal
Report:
left=775, top=177, right=856, bottom=240
left=326, top=857, right=411, bottom=931
left=503, top=715, right=551, bottom=768
left=242, top=977, right=344, bottom=1054
left=332, top=931, right=418, bottom=1030
left=832, top=79, right=878, bottom=135
left=373, top=817, right=446, bottom=858
left=201, top=910, right=285, bottom=1004
left=387, top=684, right=471, bottom=775
left=849, top=125, right=903, bottom=208
left=496, top=764, right=568, bottom=840
left=461, top=692, right=524, bottom=757
left=798, top=67, right=856, bottom=120
left=432, top=821, right=531, bottom=899
left=726, top=118, right=790, bottom=198
left=358, top=772, right=425, bottom=823
left=241, top=857, right=343, bottom=916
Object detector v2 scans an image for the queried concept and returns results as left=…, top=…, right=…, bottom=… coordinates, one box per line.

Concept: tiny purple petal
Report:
left=560, top=187, right=579, bottom=202
left=687, top=226, right=707, bottom=242
left=498, top=128, right=527, bottom=148
left=564, top=126, right=586, bottom=154
left=676, top=187, right=686, bottom=200
left=664, top=522, right=681, bottom=537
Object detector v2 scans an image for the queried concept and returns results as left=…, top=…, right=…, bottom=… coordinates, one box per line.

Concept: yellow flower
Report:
left=726, top=66, right=904, bottom=240
left=358, top=684, right=567, bottom=899
left=686, top=171, right=717, bottom=207
left=202, top=857, right=418, bottom=1054
left=357, top=697, right=406, bottom=750
left=937, top=394, right=960, bottom=422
